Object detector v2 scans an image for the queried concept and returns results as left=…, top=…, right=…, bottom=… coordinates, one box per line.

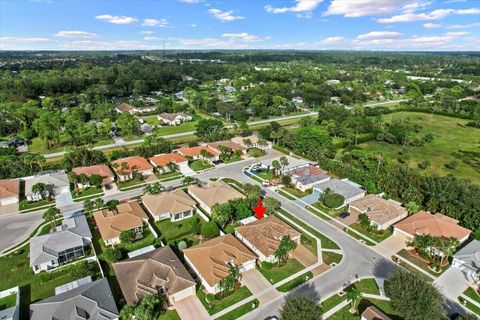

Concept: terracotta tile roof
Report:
left=113, top=246, right=196, bottom=304
left=149, top=153, right=188, bottom=168
left=208, top=140, right=246, bottom=152
left=117, top=103, right=135, bottom=112
left=0, top=179, right=19, bottom=199
left=142, top=189, right=196, bottom=218
left=290, top=165, right=324, bottom=177
left=350, top=194, right=407, bottom=225
left=183, top=235, right=256, bottom=287
left=187, top=180, right=245, bottom=209
left=93, top=202, right=148, bottom=241
left=361, top=306, right=391, bottom=320
left=72, top=164, right=114, bottom=178
left=112, top=157, right=153, bottom=175
left=394, top=211, right=471, bottom=240
left=176, top=146, right=220, bottom=158
left=235, top=216, right=301, bottom=257
left=231, top=135, right=264, bottom=147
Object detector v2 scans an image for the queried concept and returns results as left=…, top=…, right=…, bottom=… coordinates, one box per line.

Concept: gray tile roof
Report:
left=24, top=170, right=69, bottom=196
left=453, top=240, right=480, bottom=270
left=30, top=214, right=92, bottom=267
left=313, top=178, right=365, bottom=200
left=295, top=173, right=330, bottom=186
left=30, top=278, right=119, bottom=320
left=261, top=156, right=312, bottom=172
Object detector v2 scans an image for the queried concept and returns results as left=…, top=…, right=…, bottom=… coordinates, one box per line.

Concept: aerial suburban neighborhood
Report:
left=1, top=1, right=480, bottom=320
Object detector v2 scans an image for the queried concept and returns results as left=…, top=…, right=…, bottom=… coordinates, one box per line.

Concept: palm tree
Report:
left=243, top=138, right=252, bottom=148
left=43, top=207, right=61, bottom=229
left=439, top=237, right=459, bottom=265
left=279, top=156, right=289, bottom=172
left=94, top=198, right=104, bottom=210
left=166, top=161, right=178, bottom=172
left=274, top=236, right=297, bottom=265
left=31, top=183, right=46, bottom=201
left=78, top=173, right=90, bottom=188
left=218, top=266, right=241, bottom=296
left=199, top=149, right=212, bottom=163
left=271, top=160, right=281, bottom=176
left=347, top=286, right=362, bottom=313
left=68, top=172, right=79, bottom=189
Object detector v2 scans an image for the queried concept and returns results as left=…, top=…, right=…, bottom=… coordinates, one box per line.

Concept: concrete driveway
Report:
left=0, top=203, right=19, bottom=216
left=174, top=296, right=210, bottom=320
left=55, top=192, right=74, bottom=208
left=374, top=233, right=409, bottom=258
left=434, top=267, right=471, bottom=300
left=242, top=269, right=280, bottom=305
left=291, top=244, right=318, bottom=267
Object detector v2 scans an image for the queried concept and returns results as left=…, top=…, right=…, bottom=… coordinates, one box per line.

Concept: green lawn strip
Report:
left=223, top=156, right=243, bottom=164
left=459, top=298, right=480, bottom=316
left=221, top=178, right=246, bottom=194
left=329, top=298, right=401, bottom=320
left=277, top=189, right=296, bottom=200
left=343, top=228, right=376, bottom=246
left=355, top=278, right=380, bottom=295
left=190, top=159, right=214, bottom=171
left=258, top=258, right=305, bottom=285
left=157, top=309, right=181, bottom=320
left=224, top=222, right=241, bottom=235
left=397, top=249, right=446, bottom=277
left=0, top=293, right=17, bottom=310
left=255, top=171, right=275, bottom=181
left=321, top=293, right=347, bottom=312
left=281, top=186, right=312, bottom=198
left=71, top=187, right=103, bottom=199
left=215, top=299, right=259, bottom=320
left=311, top=202, right=342, bottom=217
left=349, top=223, right=393, bottom=243
left=276, top=209, right=339, bottom=250
left=37, top=223, right=53, bottom=236
left=277, top=271, right=314, bottom=292
left=19, top=198, right=54, bottom=211
left=322, top=251, right=343, bottom=265
left=150, top=119, right=199, bottom=136
left=394, top=252, right=434, bottom=282
left=464, top=287, right=480, bottom=304
left=116, top=228, right=158, bottom=252
left=153, top=215, right=204, bottom=247
left=247, top=148, right=266, bottom=158
left=154, top=171, right=183, bottom=181
left=197, top=286, right=253, bottom=315
left=116, top=177, right=147, bottom=190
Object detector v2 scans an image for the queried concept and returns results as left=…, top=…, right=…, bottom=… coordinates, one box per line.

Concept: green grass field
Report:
left=360, top=112, right=480, bottom=184
left=258, top=258, right=305, bottom=284
left=197, top=286, right=252, bottom=315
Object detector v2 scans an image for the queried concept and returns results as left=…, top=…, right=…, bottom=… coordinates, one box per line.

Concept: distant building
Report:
left=326, top=79, right=341, bottom=85
left=187, top=180, right=245, bottom=214
left=157, top=112, right=192, bottom=126
left=24, top=170, right=70, bottom=202
left=259, top=156, right=312, bottom=175
left=313, top=178, right=365, bottom=207
left=176, top=146, right=220, bottom=162
left=174, top=91, right=185, bottom=101
left=111, top=157, right=154, bottom=181
left=0, top=179, right=20, bottom=206
left=149, top=153, right=188, bottom=173
left=72, top=164, right=115, bottom=189
left=224, top=85, right=236, bottom=93
left=116, top=103, right=156, bottom=114
left=231, top=135, right=272, bottom=150
left=349, top=195, right=408, bottom=230
left=289, top=166, right=330, bottom=192
left=207, top=140, right=247, bottom=155
left=291, top=96, right=304, bottom=104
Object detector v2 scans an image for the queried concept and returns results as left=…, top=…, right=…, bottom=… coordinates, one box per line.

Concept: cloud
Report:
left=325, top=0, right=417, bottom=17
left=60, top=40, right=160, bottom=50
left=179, top=37, right=234, bottom=47
left=378, top=8, right=480, bottom=23
left=141, top=31, right=155, bottom=35
left=445, top=22, right=480, bottom=29
left=189, top=23, right=197, bottom=27
left=144, top=37, right=162, bottom=41
left=142, top=18, right=169, bottom=27
left=423, top=23, right=442, bottom=29
left=221, top=33, right=265, bottom=42
left=54, top=30, right=97, bottom=38
left=320, top=36, right=347, bottom=44
left=0, top=36, right=50, bottom=42
left=95, top=14, right=137, bottom=25
left=265, top=0, right=323, bottom=15
left=208, top=8, right=245, bottom=22
left=356, top=31, right=403, bottom=40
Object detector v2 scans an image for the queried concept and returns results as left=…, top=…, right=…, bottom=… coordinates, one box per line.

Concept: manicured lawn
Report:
left=154, top=171, right=183, bottom=181
left=350, top=224, right=393, bottom=243
left=258, top=258, right=305, bottom=284
left=464, top=287, right=480, bottom=304
left=157, top=309, right=181, bottom=320
left=197, top=286, right=253, bottom=315
left=0, top=293, right=17, bottom=310
left=276, top=209, right=339, bottom=250
left=343, top=227, right=376, bottom=246
left=323, top=251, right=343, bottom=265
left=221, top=178, right=246, bottom=194
left=459, top=297, right=480, bottom=316
left=19, top=197, right=54, bottom=211
left=117, top=228, right=158, bottom=252
left=321, top=293, right=347, bottom=312
left=146, top=117, right=200, bottom=136
left=28, top=136, right=113, bottom=155
left=398, top=249, right=446, bottom=277
left=329, top=298, right=401, bottom=320
left=354, top=278, right=380, bottom=295
left=216, top=299, right=259, bottom=320
left=277, top=189, right=296, bottom=200
left=311, top=201, right=343, bottom=217
left=360, top=112, right=480, bottom=184
left=281, top=186, right=312, bottom=198
left=116, top=177, right=146, bottom=190
left=248, top=148, right=266, bottom=158
left=277, top=271, right=313, bottom=292
left=224, top=222, right=241, bottom=234
left=223, top=156, right=243, bottom=164
left=255, top=170, right=276, bottom=181
left=189, top=159, right=214, bottom=171
left=154, top=215, right=204, bottom=247
left=71, top=186, right=103, bottom=199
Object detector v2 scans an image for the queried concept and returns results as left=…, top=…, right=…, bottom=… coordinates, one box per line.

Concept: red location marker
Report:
left=253, top=198, right=266, bottom=220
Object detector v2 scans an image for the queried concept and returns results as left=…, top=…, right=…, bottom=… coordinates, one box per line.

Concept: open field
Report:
left=360, top=112, right=480, bottom=184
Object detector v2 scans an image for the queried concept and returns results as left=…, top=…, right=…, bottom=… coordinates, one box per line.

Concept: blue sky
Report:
left=1, top=0, right=479, bottom=51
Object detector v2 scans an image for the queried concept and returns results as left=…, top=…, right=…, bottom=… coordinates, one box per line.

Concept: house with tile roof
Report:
left=142, top=189, right=196, bottom=222
left=113, top=246, right=196, bottom=305
left=361, top=306, right=391, bottom=320
left=116, top=103, right=156, bottom=114
left=149, top=153, right=188, bottom=173
left=313, top=178, right=366, bottom=207
left=176, top=146, right=220, bottom=162
left=112, top=157, right=154, bottom=181
left=30, top=212, right=92, bottom=273
left=349, top=195, right=408, bottom=230
left=93, top=202, right=149, bottom=246
left=183, top=235, right=256, bottom=294
left=231, top=135, right=272, bottom=150
left=157, top=112, right=192, bottom=126
left=72, top=164, right=115, bottom=189
left=393, top=211, right=471, bottom=244
left=235, top=216, right=301, bottom=263
left=289, top=165, right=330, bottom=192
left=30, top=278, right=119, bottom=320
left=0, top=179, right=19, bottom=206
left=187, top=180, right=245, bottom=214
left=260, top=156, right=312, bottom=175
left=207, top=140, right=247, bottom=155
left=24, top=170, right=70, bottom=202
left=452, top=240, right=480, bottom=281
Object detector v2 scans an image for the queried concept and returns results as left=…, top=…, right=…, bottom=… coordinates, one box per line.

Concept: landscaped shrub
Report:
left=102, top=248, right=122, bottom=263
left=191, top=221, right=201, bottom=235
left=201, top=221, right=220, bottom=239
left=321, top=192, right=345, bottom=209
left=120, top=230, right=135, bottom=243
left=177, top=240, right=187, bottom=251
